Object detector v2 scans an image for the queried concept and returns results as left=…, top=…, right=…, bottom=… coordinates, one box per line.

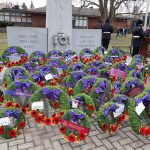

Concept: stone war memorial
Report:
left=0, top=0, right=150, bottom=150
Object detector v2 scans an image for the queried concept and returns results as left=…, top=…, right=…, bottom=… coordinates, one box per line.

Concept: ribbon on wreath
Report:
left=10, top=68, right=27, bottom=80
left=42, top=88, right=60, bottom=100
left=32, top=74, right=45, bottom=82
left=5, top=109, right=20, bottom=119
left=87, top=67, right=98, bottom=75
left=104, top=104, right=117, bottom=117
left=7, top=47, right=17, bottom=54
left=69, top=110, right=85, bottom=123
left=136, top=91, right=150, bottom=105
left=82, top=77, right=96, bottom=90
left=73, top=71, right=85, bottom=82
left=95, top=80, right=109, bottom=109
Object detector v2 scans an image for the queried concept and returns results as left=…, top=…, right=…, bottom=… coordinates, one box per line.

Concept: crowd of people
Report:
left=101, top=19, right=146, bottom=57
left=116, top=27, right=128, bottom=37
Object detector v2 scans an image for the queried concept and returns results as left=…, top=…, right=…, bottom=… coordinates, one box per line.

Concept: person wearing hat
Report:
left=132, top=19, right=145, bottom=57
left=101, top=19, right=113, bottom=50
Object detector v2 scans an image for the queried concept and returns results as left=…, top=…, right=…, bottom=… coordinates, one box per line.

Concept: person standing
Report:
left=132, top=19, right=145, bottom=57
left=101, top=19, right=113, bottom=50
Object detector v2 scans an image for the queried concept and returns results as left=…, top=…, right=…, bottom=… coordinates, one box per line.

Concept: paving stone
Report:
left=84, top=136, right=92, bottom=143
left=89, top=130, right=100, bottom=136
left=92, top=146, right=108, bottom=150
left=91, top=136, right=103, bottom=146
left=126, top=132, right=138, bottom=141
left=50, top=135, right=63, bottom=142
left=33, top=136, right=42, bottom=146
left=52, top=141, right=63, bottom=150
left=119, top=137, right=133, bottom=145
left=121, top=127, right=132, bottom=132
left=70, top=140, right=85, bottom=148
left=28, top=145, right=45, bottom=150
left=124, top=145, right=134, bottom=150
left=9, top=139, right=25, bottom=146
left=117, top=130, right=128, bottom=138
left=43, top=139, right=52, bottom=149
left=130, top=141, right=144, bottom=149
left=113, top=142, right=125, bottom=150
left=108, top=135, right=122, bottom=142
left=137, top=135, right=150, bottom=144
left=24, top=134, right=33, bottom=142
left=16, top=134, right=24, bottom=140
left=102, top=139, right=114, bottom=149
left=97, top=133, right=111, bottom=140
left=9, top=146, right=17, bottom=150
left=62, top=143, right=72, bottom=150
left=18, top=142, right=34, bottom=150
left=41, top=132, right=56, bottom=139
left=135, top=148, right=144, bottom=150
left=72, top=147, right=82, bottom=150
left=142, top=144, right=150, bottom=150
left=0, top=143, right=8, bottom=150
left=81, top=143, right=96, bottom=150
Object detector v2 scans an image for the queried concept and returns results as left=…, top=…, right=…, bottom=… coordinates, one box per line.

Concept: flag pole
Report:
left=144, top=0, right=150, bottom=31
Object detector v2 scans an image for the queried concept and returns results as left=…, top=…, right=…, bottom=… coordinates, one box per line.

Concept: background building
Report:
left=0, top=6, right=141, bottom=31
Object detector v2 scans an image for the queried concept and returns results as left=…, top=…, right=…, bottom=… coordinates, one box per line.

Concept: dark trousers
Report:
left=102, top=39, right=110, bottom=50
left=132, top=47, right=141, bottom=57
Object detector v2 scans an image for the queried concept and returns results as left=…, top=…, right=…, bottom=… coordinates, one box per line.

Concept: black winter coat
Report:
left=132, top=26, right=145, bottom=48
left=102, top=23, right=113, bottom=40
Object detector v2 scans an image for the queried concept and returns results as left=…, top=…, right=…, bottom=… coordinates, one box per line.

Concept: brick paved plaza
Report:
left=0, top=115, right=149, bottom=150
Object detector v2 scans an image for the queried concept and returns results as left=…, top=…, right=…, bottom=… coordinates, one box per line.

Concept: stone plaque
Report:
left=7, top=27, right=48, bottom=54
left=73, top=29, right=102, bottom=54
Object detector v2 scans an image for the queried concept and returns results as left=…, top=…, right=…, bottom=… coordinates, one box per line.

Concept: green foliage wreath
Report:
left=0, top=107, right=25, bottom=139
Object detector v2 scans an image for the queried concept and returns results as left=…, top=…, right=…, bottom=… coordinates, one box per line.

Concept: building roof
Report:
left=29, top=6, right=100, bottom=17
left=0, top=6, right=134, bottom=19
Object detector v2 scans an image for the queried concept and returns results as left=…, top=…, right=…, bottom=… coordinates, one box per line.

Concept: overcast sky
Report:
left=0, top=0, right=47, bottom=8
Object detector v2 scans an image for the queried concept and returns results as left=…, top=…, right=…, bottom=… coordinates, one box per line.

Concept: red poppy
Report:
left=53, top=102, right=59, bottom=109
left=88, top=104, right=95, bottom=111
left=110, top=124, right=117, bottom=132
left=21, top=108, right=27, bottom=114
left=68, top=87, right=73, bottom=95
left=22, top=58, right=27, bottom=63
left=44, top=118, right=51, bottom=125
left=5, top=102, right=13, bottom=107
left=54, top=77, right=59, bottom=82
left=6, top=63, right=12, bottom=68
left=0, top=96, right=4, bottom=103
left=35, top=115, right=44, bottom=123
left=74, top=56, right=78, bottom=60
left=40, top=58, right=45, bottom=61
left=52, top=117, right=60, bottom=125
left=19, top=59, right=22, bottom=63
left=52, top=112, right=57, bottom=118
left=123, top=55, right=127, bottom=60
left=68, top=134, right=76, bottom=143
left=26, top=104, right=29, bottom=108
left=14, top=103, right=20, bottom=108
left=78, top=132, right=86, bottom=140
left=0, top=126, right=4, bottom=135
left=16, top=61, right=20, bottom=65
left=31, top=110, right=38, bottom=118
left=59, top=111, right=64, bottom=117
left=59, top=127, right=66, bottom=134
left=118, top=115, right=125, bottom=124
left=144, top=127, right=150, bottom=136
left=101, top=123, right=108, bottom=131
left=87, top=85, right=92, bottom=92
left=11, top=62, right=15, bottom=66
left=140, top=127, right=146, bottom=136
left=8, top=130, right=17, bottom=138
left=18, top=121, right=26, bottom=129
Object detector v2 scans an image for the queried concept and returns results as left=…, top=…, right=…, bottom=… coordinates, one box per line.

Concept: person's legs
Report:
left=102, top=39, right=110, bottom=50
left=132, top=47, right=140, bottom=57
